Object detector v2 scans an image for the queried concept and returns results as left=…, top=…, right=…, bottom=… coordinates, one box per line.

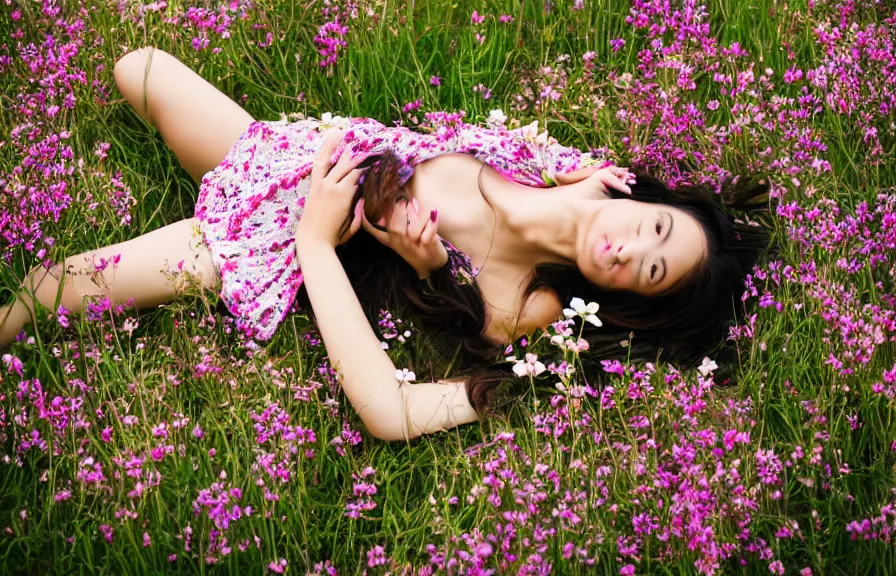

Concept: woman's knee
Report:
left=113, top=45, right=165, bottom=123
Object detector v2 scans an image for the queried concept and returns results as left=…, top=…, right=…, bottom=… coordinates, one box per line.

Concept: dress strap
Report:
left=439, top=163, right=493, bottom=287
left=440, top=238, right=479, bottom=286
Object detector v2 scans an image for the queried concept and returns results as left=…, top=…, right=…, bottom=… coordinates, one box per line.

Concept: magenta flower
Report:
left=367, top=545, right=387, bottom=567
left=99, top=524, right=113, bottom=543
left=402, top=99, right=422, bottom=113
left=268, top=558, right=287, bottom=573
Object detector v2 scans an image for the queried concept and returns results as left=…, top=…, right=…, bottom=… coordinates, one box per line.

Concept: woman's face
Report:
left=577, top=199, right=708, bottom=295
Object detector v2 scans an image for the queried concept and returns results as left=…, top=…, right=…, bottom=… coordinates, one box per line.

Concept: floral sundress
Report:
left=194, top=112, right=599, bottom=340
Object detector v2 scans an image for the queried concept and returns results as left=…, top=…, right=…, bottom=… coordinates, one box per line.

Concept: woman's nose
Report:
left=616, top=240, right=645, bottom=264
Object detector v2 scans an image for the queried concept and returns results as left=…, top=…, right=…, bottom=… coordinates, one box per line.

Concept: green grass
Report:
left=1, top=0, right=895, bottom=574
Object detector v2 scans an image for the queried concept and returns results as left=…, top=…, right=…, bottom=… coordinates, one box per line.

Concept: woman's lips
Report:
left=594, top=235, right=614, bottom=271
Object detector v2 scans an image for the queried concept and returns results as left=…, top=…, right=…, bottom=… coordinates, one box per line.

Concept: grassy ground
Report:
left=1, top=0, right=895, bottom=574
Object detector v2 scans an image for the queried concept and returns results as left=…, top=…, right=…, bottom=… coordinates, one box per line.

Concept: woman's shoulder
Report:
left=519, top=288, right=563, bottom=333
left=482, top=286, right=562, bottom=344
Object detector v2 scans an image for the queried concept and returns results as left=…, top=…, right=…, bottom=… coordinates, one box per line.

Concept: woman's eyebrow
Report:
left=662, top=212, right=673, bottom=243
left=656, top=213, right=674, bottom=284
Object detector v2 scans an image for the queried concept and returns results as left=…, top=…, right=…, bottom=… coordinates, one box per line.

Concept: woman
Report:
left=0, top=47, right=769, bottom=441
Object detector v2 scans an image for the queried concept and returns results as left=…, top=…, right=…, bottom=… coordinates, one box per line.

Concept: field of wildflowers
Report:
left=1, top=0, right=895, bottom=573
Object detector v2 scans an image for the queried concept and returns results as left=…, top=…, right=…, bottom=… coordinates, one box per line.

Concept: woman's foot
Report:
left=0, top=263, right=64, bottom=349
left=0, top=297, right=32, bottom=349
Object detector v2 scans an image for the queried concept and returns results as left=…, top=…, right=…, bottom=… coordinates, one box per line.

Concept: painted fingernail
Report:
left=430, top=209, right=437, bottom=222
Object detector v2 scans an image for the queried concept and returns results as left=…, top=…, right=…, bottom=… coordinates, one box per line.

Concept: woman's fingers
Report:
left=407, top=201, right=427, bottom=242
left=388, top=200, right=409, bottom=237
left=594, top=166, right=632, bottom=194
left=340, top=167, right=367, bottom=189
left=604, top=173, right=632, bottom=194
left=610, top=165, right=637, bottom=185
left=330, top=147, right=370, bottom=183
left=346, top=198, right=364, bottom=240
left=312, top=130, right=344, bottom=182
left=361, top=212, right=391, bottom=244
left=329, top=146, right=353, bottom=181
left=554, top=165, right=598, bottom=186
left=420, top=215, right=439, bottom=245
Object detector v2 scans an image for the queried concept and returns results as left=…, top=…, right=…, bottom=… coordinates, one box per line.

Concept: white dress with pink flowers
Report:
left=194, top=113, right=597, bottom=340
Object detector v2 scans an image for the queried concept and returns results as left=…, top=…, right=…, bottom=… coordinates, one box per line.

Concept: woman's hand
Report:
left=295, top=129, right=369, bottom=249
left=555, top=164, right=636, bottom=195
left=361, top=197, right=449, bottom=279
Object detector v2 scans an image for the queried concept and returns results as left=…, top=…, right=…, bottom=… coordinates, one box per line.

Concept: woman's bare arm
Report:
left=295, top=131, right=478, bottom=441
left=297, top=243, right=479, bottom=440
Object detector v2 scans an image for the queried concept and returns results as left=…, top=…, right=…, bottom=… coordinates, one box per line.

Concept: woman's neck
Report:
left=484, top=171, right=602, bottom=269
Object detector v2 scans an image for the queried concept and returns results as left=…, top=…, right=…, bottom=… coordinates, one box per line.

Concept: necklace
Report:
left=474, top=163, right=526, bottom=319
left=472, top=162, right=497, bottom=280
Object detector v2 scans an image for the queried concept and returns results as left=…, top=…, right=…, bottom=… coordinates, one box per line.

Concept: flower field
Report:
left=1, top=0, right=895, bottom=574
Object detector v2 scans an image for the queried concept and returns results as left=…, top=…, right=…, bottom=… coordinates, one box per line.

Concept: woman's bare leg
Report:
left=0, top=218, right=218, bottom=347
left=112, top=45, right=256, bottom=184
left=0, top=47, right=257, bottom=347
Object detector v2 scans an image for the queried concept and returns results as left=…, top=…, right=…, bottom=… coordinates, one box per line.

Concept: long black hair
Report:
left=302, top=149, right=771, bottom=416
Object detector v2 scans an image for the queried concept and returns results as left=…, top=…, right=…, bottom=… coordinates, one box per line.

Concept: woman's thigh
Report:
left=59, top=218, right=219, bottom=312
left=113, top=46, right=255, bottom=184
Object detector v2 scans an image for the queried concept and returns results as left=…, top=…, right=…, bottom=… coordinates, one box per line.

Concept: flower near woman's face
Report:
left=507, top=353, right=547, bottom=378
left=394, top=368, right=416, bottom=385
left=563, top=297, right=602, bottom=327
left=697, top=356, right=718, bottom=376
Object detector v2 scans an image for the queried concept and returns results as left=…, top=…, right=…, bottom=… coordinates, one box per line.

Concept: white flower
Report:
left=562, top=297, right=602, bottom=327
left=319, top=112, right=349, bottom=130
left=486, top=108, right=507, bottom=127
left=511, top=363, right=528, bottom=377
left=280, top=111, right=307, bottom=122
left=394, top=368, right=416, bottom=385
left=555, top=381, right=585, bottom=397
left=510, top=353, right=546, bottom=378
left=698, top=357, right=718, bottom=377
left=519, top=120, right=540, bottom=140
